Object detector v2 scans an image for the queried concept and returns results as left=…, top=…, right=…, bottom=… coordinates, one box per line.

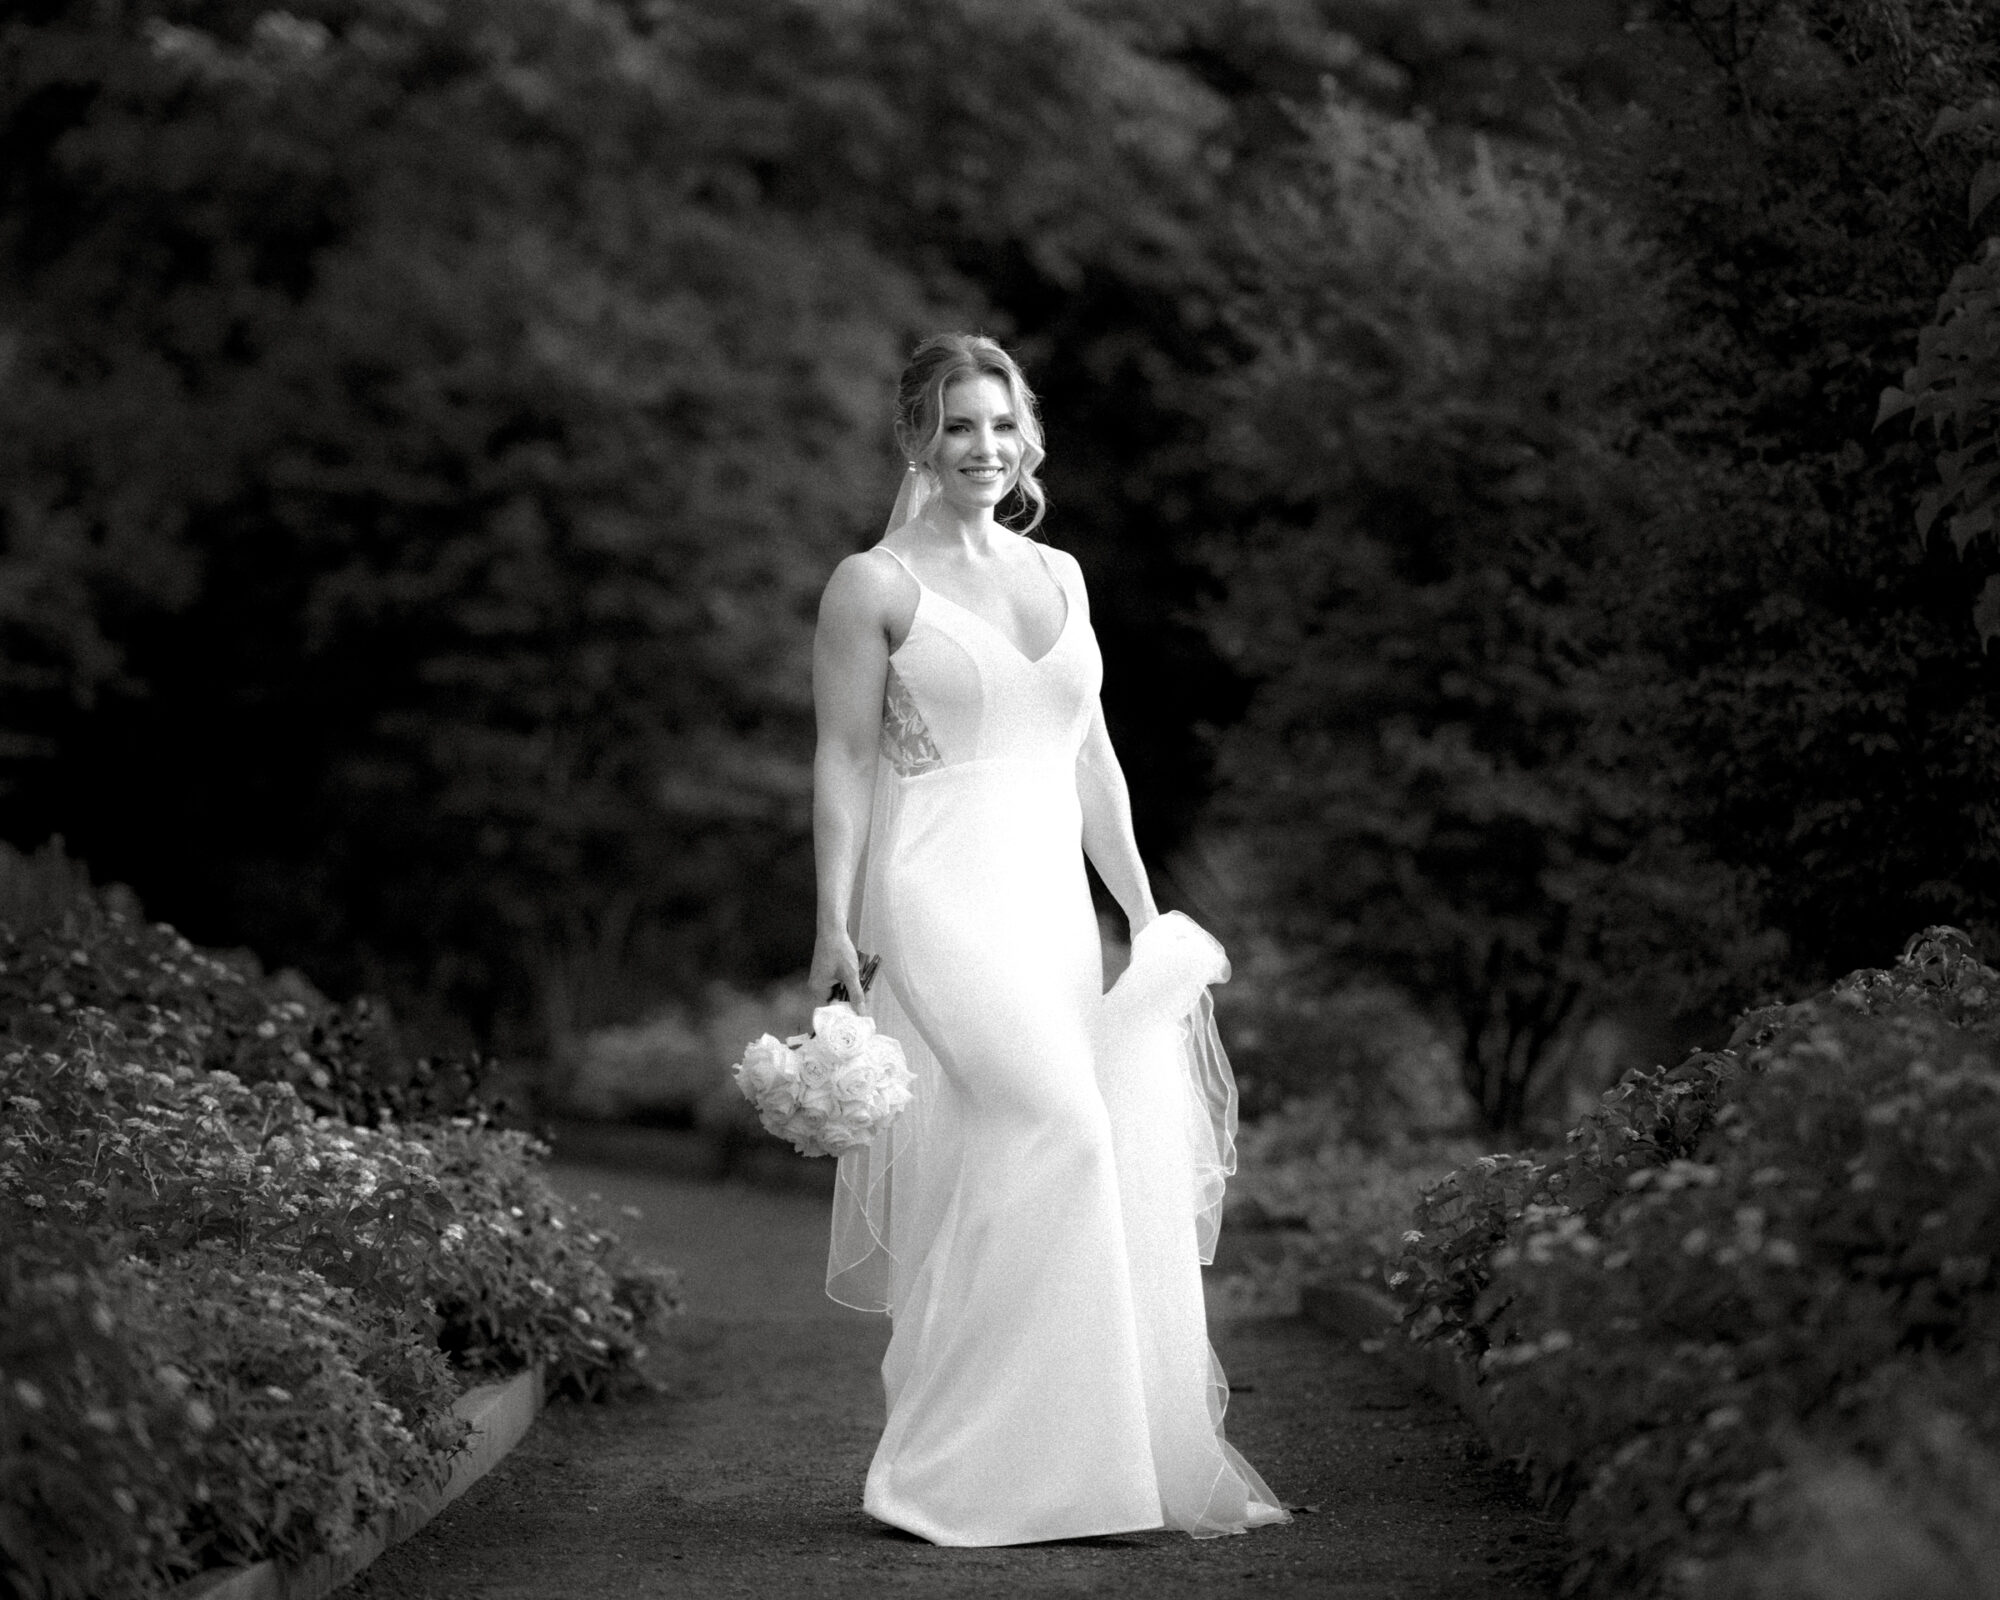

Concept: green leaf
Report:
left=1948, top=506, right=1995, bottom=555
left=1874, top=386, right=1914, bottom=427
left=1974, top=576, right=2000, bottom=651
left=1927, top=101, right=2000, bottom=144
left=1916, top=487, right=1950, bottom=539
left=1972, top=163, right=2000, bottom=228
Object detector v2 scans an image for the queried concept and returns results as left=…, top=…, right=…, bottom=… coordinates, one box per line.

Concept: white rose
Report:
left=797, top=1041, right=838, bottom=1088
left=829, top=1056, right=877, bottom=1103
left=799, top=1078, right=839, bottom=1117
left=734, top=1035, right=795, bottom=1101
left=759, top=1105, right=797, bottom=1140
left=820, top=1124, right=867, bottom=1155
left=762, top=1075, right=802, bottom=1116
left=811, top=1003, right=876, bottom=1061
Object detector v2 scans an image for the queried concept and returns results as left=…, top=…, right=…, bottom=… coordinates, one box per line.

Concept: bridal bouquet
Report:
left=730, top=1000, right=914, bottom=1158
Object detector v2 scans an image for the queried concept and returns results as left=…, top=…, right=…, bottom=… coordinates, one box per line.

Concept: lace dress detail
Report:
left=881, top=664, right=944, bottom=776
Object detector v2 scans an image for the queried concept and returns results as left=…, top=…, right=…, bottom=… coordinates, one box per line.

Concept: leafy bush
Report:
left=1878, top=97, right=2000, bottom=650
left=1, top=1004, right=675, bottom=1383
left=0, top=870, right=680, bottom=1597
left=1700, top=1393, right=2000, bottom=1600
left=1389, top=928, right=2000, bottom=1596
left=0, top=873, right=490, bottom=1129
left=2, top=1220, right=465, bottom=1597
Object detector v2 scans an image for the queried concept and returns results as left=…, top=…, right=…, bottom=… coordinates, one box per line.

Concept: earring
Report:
left=906, top=461, right=918, bottom=474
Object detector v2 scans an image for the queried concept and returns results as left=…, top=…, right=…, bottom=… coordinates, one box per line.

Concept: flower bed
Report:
left=1390, top=928, right=2000, bottom=1598
left=0, top=865, right=482, bottom=1129
left=0, top=859, right=679, bottom=1600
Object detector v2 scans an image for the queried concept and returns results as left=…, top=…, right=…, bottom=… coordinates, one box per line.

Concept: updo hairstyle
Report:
left=894, top=333, right=1048, bottom=535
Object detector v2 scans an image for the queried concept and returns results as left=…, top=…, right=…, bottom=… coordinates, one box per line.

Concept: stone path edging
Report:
left=168, top=1365, right=545, bottom=1600
left=1301, top=1281, right=1488, bottom=1424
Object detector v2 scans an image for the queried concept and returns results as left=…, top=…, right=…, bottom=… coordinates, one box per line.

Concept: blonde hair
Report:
left=894, top=333, right=1048, bottom=534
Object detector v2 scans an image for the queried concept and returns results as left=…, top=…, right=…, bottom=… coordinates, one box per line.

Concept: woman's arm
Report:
left=1077, top=698, right=1160, bottom=938
left=809, top=552, right=898, bottom=1001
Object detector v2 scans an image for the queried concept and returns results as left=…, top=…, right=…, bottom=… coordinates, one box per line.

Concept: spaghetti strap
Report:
left=874, top=543, right=920, bottom=582
left=1025, top=539, right=1070, bottom=606
left=876, top=537, right=1069, bottom=664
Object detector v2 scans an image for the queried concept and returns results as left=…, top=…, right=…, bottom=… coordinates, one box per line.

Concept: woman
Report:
left=808, top=332, right=1287, bottom=1546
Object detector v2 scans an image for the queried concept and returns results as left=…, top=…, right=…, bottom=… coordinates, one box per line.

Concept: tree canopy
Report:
left=3, top=0, right=1996, bottom=1122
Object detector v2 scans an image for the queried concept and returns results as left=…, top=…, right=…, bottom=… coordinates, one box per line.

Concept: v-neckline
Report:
left=886, top=545, right=1072, bottom=666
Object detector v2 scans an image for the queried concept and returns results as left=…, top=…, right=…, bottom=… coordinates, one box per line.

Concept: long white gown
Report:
left=826, top=539, right=1289, bottom=1547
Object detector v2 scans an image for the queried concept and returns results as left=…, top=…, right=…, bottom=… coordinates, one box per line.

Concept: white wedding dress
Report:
left=826, top=539, right=1288, bottom=1546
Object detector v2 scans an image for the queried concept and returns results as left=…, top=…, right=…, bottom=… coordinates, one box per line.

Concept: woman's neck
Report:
left=914, top=501, right=1007, bottom=557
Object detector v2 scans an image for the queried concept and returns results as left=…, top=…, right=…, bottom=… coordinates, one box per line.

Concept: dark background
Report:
left=4, top=0, right=1996, bottom=1126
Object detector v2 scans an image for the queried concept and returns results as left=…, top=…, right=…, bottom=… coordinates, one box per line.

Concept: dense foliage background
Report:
left=4, top=0, right=1997, bottom=1125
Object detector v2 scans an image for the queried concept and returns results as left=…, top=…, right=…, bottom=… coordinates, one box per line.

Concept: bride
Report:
left=807, top=332, right=1288, bottom=1547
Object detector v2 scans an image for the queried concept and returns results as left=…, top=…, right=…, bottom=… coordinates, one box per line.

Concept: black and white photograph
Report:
left=3, top=2, right=1998, bottom=1596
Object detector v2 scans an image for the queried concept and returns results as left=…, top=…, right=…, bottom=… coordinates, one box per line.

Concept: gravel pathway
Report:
left=343, top=1157, right=1564, bottom=1599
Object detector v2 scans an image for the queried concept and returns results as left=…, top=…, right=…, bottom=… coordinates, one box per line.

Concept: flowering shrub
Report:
left=1388, top=929, right=2000, bottom=1597
left=1392, top=1037, right=1741, bottom=1360
left=2, top=1218, right=464, bottom=1597
left=420, top=1119, right=681, bottom=1389
left=0, top=871, right=681, bottom=1598
left=0, top=884, right=488, bottom=1129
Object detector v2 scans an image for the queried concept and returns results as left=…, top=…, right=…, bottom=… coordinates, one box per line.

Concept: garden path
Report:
left=343, top=1150, right=1564, bottom=1599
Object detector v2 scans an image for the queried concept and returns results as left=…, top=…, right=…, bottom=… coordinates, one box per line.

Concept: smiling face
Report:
left=927, top=374, right=1023, bottom=517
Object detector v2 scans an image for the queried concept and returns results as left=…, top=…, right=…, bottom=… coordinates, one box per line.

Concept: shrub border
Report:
left=165, top=1365, right=544, bottom=1600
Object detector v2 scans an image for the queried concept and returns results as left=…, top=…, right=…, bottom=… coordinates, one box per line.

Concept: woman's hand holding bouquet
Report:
left=730, top=960, right=912, bottom=1157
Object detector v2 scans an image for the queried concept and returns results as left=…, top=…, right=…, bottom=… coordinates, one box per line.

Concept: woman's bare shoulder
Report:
left=1039, top=541, right=1083, bottom=577
left=819, top=546, right=915, bottom=628
left=1038, top=541, right=1088, bottom=604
